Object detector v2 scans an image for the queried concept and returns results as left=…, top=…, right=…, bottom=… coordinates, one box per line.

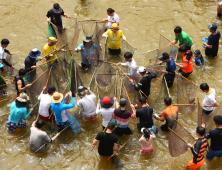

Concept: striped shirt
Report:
left=113, top=108, right=133, bottom=128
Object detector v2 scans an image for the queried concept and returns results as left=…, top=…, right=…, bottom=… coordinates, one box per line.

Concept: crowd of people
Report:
left=0, top=2, right=222, bottom=169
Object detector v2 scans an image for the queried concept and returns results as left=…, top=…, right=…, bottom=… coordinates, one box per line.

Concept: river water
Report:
left=0, top=0, right=222, bottom=169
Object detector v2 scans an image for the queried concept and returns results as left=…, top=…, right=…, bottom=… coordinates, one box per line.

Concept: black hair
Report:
left=53, top=3, right=60, bottom=9
left=194, top=49, right=201, bottom=55
left=119, top=99, right=127, bottom=107
left=143, top=128, right=151, bottom=140
left=196, top=126, right=205, bottom=136
left=164, top=97, right=172, bottom=106
left=174, top=26, right=182, bottom=33
left=107, top=8, right=115, bottom=13
left=15, top=100, right=27, bottom=108
left=19, top=69, right=27, bottom=76
left=139, top=97, right=146, bottom=104
left=162, top=52, right=169, bottom=59
left=124, top=52, right=133, bottom=59
left=1, top=39, right=10, bottom=45
left=200, top=83, right=209, bottom=91
left=179, top=46, right=187, bottom=53
left=36, top=119, right=45, bottom=128
left=213, top=115, right=222, bottom=125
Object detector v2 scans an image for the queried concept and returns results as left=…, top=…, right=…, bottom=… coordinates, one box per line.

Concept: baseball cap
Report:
left=48, top=85, right=56, bottom=93
left=107, top=121, right=116, bottom=129
left=208, top=24, right=217, bottom=30
left=138, top=66, right=146, bottom=73
left=158, top=53, right=170, bottom=61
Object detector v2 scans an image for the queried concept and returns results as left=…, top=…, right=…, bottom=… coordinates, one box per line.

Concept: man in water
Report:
left=203, top=24, right=221, bottom=58
left=46, top=3, right=68, bottom=28
left=168, top=26, right=193, bottom=50
left=200, top=83, right=218, bottom=116
left=157, top=52, right=176, bottom=88
left=117, top=51, right=140, bottom=82
left=154, top=97, right=179, bottom=132
left=0, top=39, right=15, bottom=96
left=103, top=8, right=120, bottom=29
left=102, top=23, right=126, bottom=55
left=129, top=66, right=157, bottom=98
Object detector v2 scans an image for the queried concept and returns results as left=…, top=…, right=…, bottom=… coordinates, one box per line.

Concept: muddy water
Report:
left=0, top=0, right=222, bottom=169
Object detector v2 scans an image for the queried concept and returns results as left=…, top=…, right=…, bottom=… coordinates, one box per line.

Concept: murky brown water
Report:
left=1, top=0, right=222, bottom=169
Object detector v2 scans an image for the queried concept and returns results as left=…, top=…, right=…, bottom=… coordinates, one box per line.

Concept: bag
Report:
left=218, top=1, right=222, bottom=9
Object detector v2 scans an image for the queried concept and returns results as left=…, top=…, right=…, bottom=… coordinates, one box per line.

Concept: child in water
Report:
left=194, top=50, right=204, bottom=67
left=139, top=127, right=156, bottom=154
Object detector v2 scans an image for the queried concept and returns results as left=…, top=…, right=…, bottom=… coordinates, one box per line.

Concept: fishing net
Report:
left=177, top=75, right=197, bottom=115
left=95, top=22, right=107, bottom=42
left=158, top=34, right=178, bottom=61
left=168, top=121, right=195, bottom=157
left=145, top=65, right=165, bottom=82
left=66, top=111, right=81, bottom=134
left=79, top=20, right=98, bottom=38
left=142, top=49, right=159, bottom=65
left=51, top=24, right=67, bottom=47
left=4, top=54, right=18, bottom=76
left=96, top=79, right=116, bottom=99
left=47, top=23, right=57, bottom=39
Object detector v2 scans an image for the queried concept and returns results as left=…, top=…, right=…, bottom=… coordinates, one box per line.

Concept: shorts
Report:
left=56, top=120, right=70, bottom=132
left=7, top=120, right=26, bottom=133
left=140, top=147, right=154, bottom=154
left=83, top=114, right=97, bottom=121
left=160, top=124, right=169, bottom=132
left=178, top=68, right=192, bottom=79
left=206, top=148, right=222, bottom=161
left=187, top=158, right=205, bottom=170
left=108, top=48, right=121, bottom=55
left=115, top=127, right=132, bottom=137
left=38, top=113, right=55, bottom=122
left=202, top=109, right=213, bottom=116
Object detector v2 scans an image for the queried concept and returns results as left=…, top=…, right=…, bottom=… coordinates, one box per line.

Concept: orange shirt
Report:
left=182, top=50, right=193, bottom=73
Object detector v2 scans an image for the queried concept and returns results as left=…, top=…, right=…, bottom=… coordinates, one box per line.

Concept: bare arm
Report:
left=203, top=102, right=218, bottom=107
left=93, top=139, right=99, bottom=145
left=114, top=143, right=120, bottom=152
left=17, top=80, right=32, bottom=93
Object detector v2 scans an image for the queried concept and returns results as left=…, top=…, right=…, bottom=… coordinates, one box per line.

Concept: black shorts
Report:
left=115, top=127, right=132, bottom=137
left=108, top=48, right=121, bottom=55
left=160, top=124, right=169, bottom=132
left=202, top=109, right=213, bottom=116
left=178, top=68, right=192, bottom=78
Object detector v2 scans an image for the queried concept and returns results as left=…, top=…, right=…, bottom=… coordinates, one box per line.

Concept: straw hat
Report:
left=47, top=37, right=58, bottom=46
left=51, top=92, right=64, bottom=103
left=16, top=93, right=29, bottom=102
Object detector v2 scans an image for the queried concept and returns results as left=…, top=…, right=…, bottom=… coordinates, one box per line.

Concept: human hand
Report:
left=68, top=91, right=72, bottom=96
left=203, top=42, right=207, bottom=46
left=201, top=123, right=205, bottom=128
left=31, top=66, right=37, bottom=69
left=122, top=36, right=126, bottom=40
left=30, top=108, right=34, bottom=112
left=117, top=63, right=121, bottom=66
left=75, top=93, right=78, bottom=97
left=195, top=138, right=198, bottom=141
left=187, top=143, right=192, bottom=148
left=87, top=86, right=90, bottom=92
left=134, top=104, right=138, bottom=108
left=162, top=70, right=168, bottom=74
left=167, top=42, right=172, bottom=47
left=47, top=18, right=50, bottom=22
left=129, top=79, right=133, bottom=83
left=11, top=65, right=15, bottom=69
left=98, top=99, right=100, bottom=104
left=130, top=104, right=135, bottom=108
left=102, top=18, right=106, bottom=21
left=65, top=93, right=69, bottom=98
left=154, top=114, right=159, bottom=118
left=43, top=86, right=47, bottom=92
left=113, top=96, right=117, bottom=101
left=26, top=84, right=32, bottom=88
left=64, top=14, right=68, bottom=18
left=158, top=61, right=163, bottom=65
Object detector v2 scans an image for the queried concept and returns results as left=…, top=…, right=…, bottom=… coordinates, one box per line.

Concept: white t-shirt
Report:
left=96, top=101, right=118, bottom=127
left=203, top=88, right=216, bottom=111
left=38, top=91, right=52, bottom=117
left=0, top=46, right=6, bottom=63
left=108, top=13, right=120, bottom=29
left=121, top=58, right=140, bottom=80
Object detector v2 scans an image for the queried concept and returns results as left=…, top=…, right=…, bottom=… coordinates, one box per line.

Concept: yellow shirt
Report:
left=104, top=29, right=124, bottom=49
left=43, top=44, right=56, bottom=65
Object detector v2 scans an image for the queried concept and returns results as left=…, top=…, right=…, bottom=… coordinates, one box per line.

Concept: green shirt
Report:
left=175, top=31, right=193, bottom=46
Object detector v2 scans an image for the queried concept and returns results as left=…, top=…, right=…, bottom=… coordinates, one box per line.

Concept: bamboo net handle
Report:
left=31, top=69, right=49, bottom=85
left=45, top=66, right=52, bottom=88
left=175, top=72, right=198, bottom=87
left=48, top=21, right=58, bottom=30
left=142, top=48, right=159, bottom=55
left=197, top=97, right=204, bottom=124
left=160, top=34, right=179, bottom=48
left=164, top=76, right=171, bottom=98
left=174, top=119, right=195, bottom=139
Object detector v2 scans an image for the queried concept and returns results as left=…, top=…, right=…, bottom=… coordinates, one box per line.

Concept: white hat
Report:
left=138, top=66, right=146, bottom=73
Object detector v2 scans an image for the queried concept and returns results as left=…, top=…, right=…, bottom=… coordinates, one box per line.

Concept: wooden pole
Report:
left=0, top=99, right=5, bottom=103
left=48, top=21, right=58, bottom=30
left=123, top=39, right=136, bottom=50
left=119, top=76, right=123, bottom=102
left=31, top=69, right=49, bottom=85
left=107, top=139, right=130, bottom=160
left=142, top=48, right=159, bottom=55
left=164, top=76, right=171, bottom=98
left=160, top=34, right=179, bottom=48
left=45, top=66, right=52, bottom=88
left=174, top=119, right=195, bottom=139
left=0, top=82, right=15, bottom=87
left=197, top=98, right=204, bottom=124
left=175, top=72, right=198, bottom=87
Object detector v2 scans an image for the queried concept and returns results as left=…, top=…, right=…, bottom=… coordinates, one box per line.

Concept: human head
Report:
left=200, top=83, right=209, bottom=92
left=208, top=24, right=217, bottom=33
left=111, top=23, right=119, bottom=33
left=47, top=85, right=56, bottom=95
left=29, top=48, right=41, bottom=59
left=107, top=121, right=116, bottom=130
left=78, top=86, right=87, bottom=97
left=124, top=52, right=133, bottom=62
left=47, top=37, right=58, bottom=46
left=138, top=66, right=146, bottom=75
left=36, top=119, right=45, bottom=129
left=196, top=126, right=205, bottom=136
left=119, top=98, right=127, bottom=107
left=1, top=39, right=10, bottom=48
left=107, top=8, right=115, bottom=16
left=100, top=96, right=114, bottom=108
left=178, top=46, right=187, bottom=55
left=194, top=49, right=201, bottom=57
left=18, top=69, right=27, bottom=77
left=213, top=115, right=222, bottom=126
left=174, top=26, right=182, bottom=36
left=139, top=97, right=146, bottom=105
left=53, top=3, right=62, bottom=13
left=83, top=36, right=92, bottom=46
left=51, top=92, right=64, bottom=103
left=164, top=97, right=172, bottom=106
left=158, top=52, right=170, bottom=62
left=16, top=92, right=29, bottom=107
left=141, top=127, right=150, bottom=140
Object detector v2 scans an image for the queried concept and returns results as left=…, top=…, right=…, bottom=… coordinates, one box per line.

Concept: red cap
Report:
left=103, top=96, right=111, bottom=104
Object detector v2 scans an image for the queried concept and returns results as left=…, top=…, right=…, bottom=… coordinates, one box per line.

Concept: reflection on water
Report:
left=0, top=0, right=222, bottom=169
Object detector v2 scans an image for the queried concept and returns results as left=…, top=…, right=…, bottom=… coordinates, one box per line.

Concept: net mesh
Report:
left=79, top=20, right=98, bottom=38
left=51, top=24, right=67, bottom=47
left=177, top=75, right=197, bottom=115
left=4, top=54, right=18, bottom=76
left=142, top=49, right=159, bottom=65
left=145, top=65, right=165, bottom=82
left=168, top=121, right=195, bottom=157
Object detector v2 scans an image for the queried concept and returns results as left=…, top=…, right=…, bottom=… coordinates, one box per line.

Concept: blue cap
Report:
left=208, top=24, right=218, bottom=30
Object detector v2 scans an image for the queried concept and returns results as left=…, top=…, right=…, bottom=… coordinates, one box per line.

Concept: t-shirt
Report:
left=139, top=134, right=156, bottom=150
left=29, top=127, right=52, bottom=153
left=175, top=31, right=193, bottom=46
left=205, top=128, right=222, bottom=151
left=108, top=13, right=120, bottom=29
left=159, top=105, right=179, bottom=128
left=121, top=58, right=140, bottom=80
left=38, top=91, right=52, bottom=117
left=25, top=56, right=37, bottom=72
left=182, top=50, right=193, bottom=73
left=113, top=108, right=133, bottom=128
left=95, top=132, right=118, bottom=156
left=165, top=56, right=176, bottom=80
left=136, top=106, right=154, bottom=128
left=46, top=9, right=64, bottom=27
left=77, top=43, right=97, bottom=65
left=203, top=88, right=216, bottom=111
left=43, top=43, right=57, bottom=66
left=205, top=31, right=221, bottom=53
left=0, top=46, right=6, bottom=63
left=76, top=91, right=96, bottom=116
left=104, top=29, right=124, bottom=49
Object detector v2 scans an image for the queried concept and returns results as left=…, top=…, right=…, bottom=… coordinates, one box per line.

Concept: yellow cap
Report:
left=49, top=37, right=56, bottom=42
left=112, top=23, right=118, bottom=29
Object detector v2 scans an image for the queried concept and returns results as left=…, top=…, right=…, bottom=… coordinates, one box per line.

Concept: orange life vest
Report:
left=182, top=50, right=193, bottom=73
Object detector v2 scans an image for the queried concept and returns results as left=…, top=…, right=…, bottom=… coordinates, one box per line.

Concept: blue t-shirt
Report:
left=165, top=56, right=176, bottom=79
left=206, top=30, right=221, bottom=53
left=195, top=54, right=204, bottom=66
left=77, top=43, right=97, bottom=65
